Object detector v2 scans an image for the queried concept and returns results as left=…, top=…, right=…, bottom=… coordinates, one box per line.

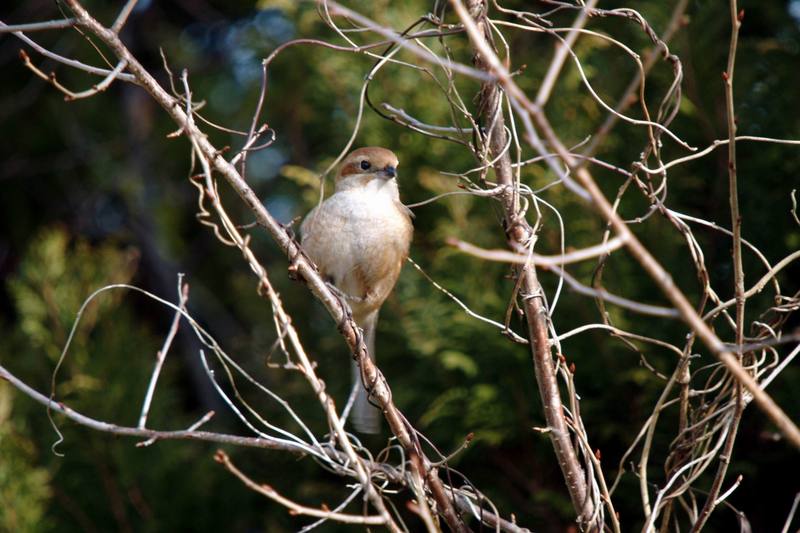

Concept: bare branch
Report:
left=53, top=2, right=470, bottom=529
left=0, top=363, right=307, bottom=454
left=446, top=235, right=627, bottom=267
left=112, top=0, right=139, bottom=33
left=0, top=18, right=76, bottom=33
left=451, top=0, right=800, bottom=449
left=138, top=277, right=189, bottom=430
left=215, top=451, right=386, bottom=526
left=1, top=20, right=137, bottom=82
left=451, top=0, right=602, bottom=528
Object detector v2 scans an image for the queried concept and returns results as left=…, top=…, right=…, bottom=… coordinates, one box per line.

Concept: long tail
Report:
left=351, top=311, right=380, bottom=434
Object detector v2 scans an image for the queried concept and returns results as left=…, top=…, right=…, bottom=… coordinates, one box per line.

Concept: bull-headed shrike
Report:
left=301, top=147, right=413, bottom=433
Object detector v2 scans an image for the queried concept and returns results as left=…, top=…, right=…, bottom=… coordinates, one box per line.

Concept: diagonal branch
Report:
left=59, top=1, right=470, bottom=530
left=450, top=0, right=800, bottom=451
left=453, top=0, right=602, bottom=529
left=138, top=277, right=188, bottom=429
left=215, top=450, right=386, bottom=526
left=690, top=4, right=746, bottom=532
left=0, top=363, right=305, bottom=454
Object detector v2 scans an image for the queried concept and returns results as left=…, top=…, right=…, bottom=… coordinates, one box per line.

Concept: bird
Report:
left=301, top=147, right=413, bottom=433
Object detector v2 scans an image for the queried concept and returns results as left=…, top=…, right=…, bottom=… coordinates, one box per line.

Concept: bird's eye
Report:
left=360, top=160, right=371, bottom=170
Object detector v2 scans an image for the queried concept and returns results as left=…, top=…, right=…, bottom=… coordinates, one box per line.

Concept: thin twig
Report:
left=452, top=0, right=600, bottom=528
left=0, top=18, right=77, bottom=33
left=112, top=0, right=139, bottom=33
left=0, top=363, right=307, bottom=454
left=446, top=235, right=627, bottom=267
left=452, top=0, right=800, bottom=449
left=215, top=451, right=386, bottom=525
left=691, top=6, right=746, bottom=530
left=138, top=276, right=189, bottom=429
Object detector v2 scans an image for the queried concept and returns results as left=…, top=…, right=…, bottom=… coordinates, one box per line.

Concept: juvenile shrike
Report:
left=301, top=147, right=413, bottom=433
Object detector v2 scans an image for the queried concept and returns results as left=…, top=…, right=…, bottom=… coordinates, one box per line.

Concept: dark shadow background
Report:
left=1, top=1, right=798, bottom=531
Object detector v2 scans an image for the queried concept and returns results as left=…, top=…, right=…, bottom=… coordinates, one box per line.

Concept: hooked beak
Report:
left=380, top=165, right=397, bottom=179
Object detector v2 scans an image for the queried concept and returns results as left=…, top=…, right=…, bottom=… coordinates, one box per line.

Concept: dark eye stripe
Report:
left=338, top=162, right=362, bottom=177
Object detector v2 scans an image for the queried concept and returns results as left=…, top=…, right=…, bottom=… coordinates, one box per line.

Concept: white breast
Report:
left=301, top=178, right=411, bottom=296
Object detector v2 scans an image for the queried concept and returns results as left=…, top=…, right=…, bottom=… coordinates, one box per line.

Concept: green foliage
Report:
left=8, top=228, right=138, bottom=370
left=0, top=228, right=269, bottom=531
left=0, top=383, right=52, bottom=533
left=1, top=0, right=799, bottom=531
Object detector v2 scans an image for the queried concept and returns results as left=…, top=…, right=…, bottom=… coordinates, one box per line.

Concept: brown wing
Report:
left=350, top=203, right=412, bottom=317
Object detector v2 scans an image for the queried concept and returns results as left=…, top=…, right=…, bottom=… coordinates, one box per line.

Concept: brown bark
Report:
left=459, top=0, right=597, bottom=529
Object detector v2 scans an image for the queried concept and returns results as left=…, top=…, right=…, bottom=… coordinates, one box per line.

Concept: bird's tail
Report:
left=351, top=311, right=381, bottom=434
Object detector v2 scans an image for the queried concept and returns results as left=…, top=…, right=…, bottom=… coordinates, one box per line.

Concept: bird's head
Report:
left=336, top=147, right=399, bottom=187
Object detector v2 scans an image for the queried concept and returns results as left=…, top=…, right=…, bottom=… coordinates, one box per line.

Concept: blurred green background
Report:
left=1, top=1, right=799, bottom=531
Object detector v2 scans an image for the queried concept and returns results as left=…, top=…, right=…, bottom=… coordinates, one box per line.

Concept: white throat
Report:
left=336, top=174, right=400, bottom=200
